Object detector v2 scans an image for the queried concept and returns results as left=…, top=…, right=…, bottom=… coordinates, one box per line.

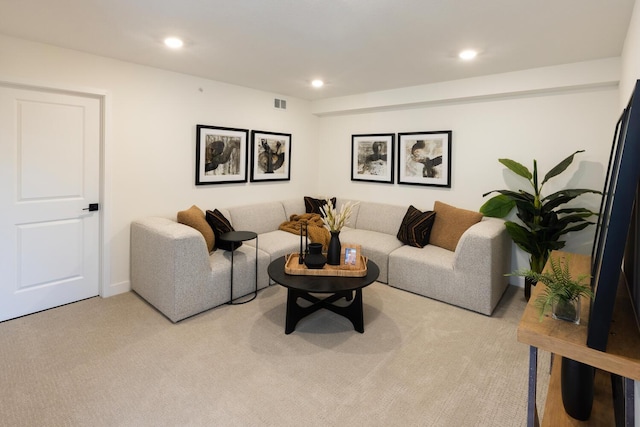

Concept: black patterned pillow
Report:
left=397, top=206, right=437, bottom=248
left=304, top=196, right=337, bottom=215
left=205, top=209, right=242, bottom=251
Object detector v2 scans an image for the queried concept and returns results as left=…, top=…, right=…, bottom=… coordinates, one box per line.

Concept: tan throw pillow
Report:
left=177, top=205, right=215, bottom=252
left=429, top=201, right=483, bottom=251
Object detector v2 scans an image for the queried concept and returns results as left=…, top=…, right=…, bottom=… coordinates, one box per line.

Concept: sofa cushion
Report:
left=429, top=201, right=483, bottom=251
left=177, top=205, right=215, bottom=252
left=397, top=205, right=436, bottom=248
left=206, top=209, right=242, bottom=251
left=304, top=196, right=336, bottom=214
left=355, top=202, right=407, bottom=236
left=340, top=228, right=404, bottom=283
left=228, top=202, right=287, bottom=235
left=282, top=198, right=306, bottom=219
left=249, top=230, right=302, bottom=261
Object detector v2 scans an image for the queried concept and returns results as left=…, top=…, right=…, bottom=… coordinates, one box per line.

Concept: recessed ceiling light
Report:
left=164, top=37, right=184, bottom=49
left=459, top=49, right=478, bottom=60
left=311, top=79, right=324, bottom=88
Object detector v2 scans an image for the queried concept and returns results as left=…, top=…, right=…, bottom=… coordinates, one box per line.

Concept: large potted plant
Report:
left=480, top=150, right=600, bottom=300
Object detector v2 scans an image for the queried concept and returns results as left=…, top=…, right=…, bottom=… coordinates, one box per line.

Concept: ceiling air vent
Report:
left=274, top=98, right=287, bottom=110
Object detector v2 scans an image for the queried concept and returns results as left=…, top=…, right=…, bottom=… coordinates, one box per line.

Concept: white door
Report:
left=0, top=84, right=101, bottom=322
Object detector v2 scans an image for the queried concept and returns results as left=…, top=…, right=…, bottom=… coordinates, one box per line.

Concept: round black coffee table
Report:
left=267, top=256, right=379, bottom=334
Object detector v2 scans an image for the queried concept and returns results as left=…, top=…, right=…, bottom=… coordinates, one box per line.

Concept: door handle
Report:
left=83, top=203, right=99, bottom=212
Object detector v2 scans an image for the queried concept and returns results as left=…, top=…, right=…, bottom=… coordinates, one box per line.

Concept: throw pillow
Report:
left=429, top=201, right=483, bottom=252
left=177, top=205, right=215, bottom=252
left=304, top=196, right=337, bottom=215
left=205, top=209, right=242, bottom=251
left=397, top=206, right=437, bottom=248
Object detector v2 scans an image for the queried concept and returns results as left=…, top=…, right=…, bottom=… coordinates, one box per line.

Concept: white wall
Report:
left=0, top=32, right=625, bottom=294
left=0, top=34, right=319, bottom=295
left=621, top=0, right=640, bottom=106
left=315, top=63, right=620, bottom=281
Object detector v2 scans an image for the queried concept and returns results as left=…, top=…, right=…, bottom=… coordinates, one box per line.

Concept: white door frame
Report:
left=0, top=76, right=112, bottom=298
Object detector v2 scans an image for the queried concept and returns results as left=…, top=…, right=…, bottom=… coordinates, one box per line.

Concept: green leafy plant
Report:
left=511, top=256, right=593, bottom=321
left=480, top=150, right=600, bottom=299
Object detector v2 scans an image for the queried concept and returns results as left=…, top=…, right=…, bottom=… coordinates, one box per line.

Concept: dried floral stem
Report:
left=319, top=198, right=358, bottom=232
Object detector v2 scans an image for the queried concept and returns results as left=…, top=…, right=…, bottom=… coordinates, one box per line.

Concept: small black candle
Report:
left=299, top=223, right=304, bottom=263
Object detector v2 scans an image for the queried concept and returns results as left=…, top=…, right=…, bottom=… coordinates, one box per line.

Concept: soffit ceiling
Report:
left=0, top=0, right=635, bottom=100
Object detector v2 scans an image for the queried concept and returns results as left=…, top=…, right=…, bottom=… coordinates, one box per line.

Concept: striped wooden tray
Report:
left=284, top=253, right=368, bottom=277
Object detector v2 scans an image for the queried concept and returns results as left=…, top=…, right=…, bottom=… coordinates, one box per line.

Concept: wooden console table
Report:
left=517, top=251, right=640, bottom=426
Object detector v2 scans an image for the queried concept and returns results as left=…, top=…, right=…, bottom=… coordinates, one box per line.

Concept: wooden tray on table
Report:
left=284, top=253, right=368, bottom=277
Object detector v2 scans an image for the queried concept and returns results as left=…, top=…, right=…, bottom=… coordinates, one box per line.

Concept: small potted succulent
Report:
left=511, top=255, right=593, bottom=324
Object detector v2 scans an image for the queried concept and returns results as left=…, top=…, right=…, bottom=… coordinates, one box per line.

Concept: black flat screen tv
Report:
left=587, top=79, right=640, bottom=351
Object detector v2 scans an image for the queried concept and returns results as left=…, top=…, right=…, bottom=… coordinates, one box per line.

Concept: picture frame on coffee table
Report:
left=250, top=130, right=292, bottom=182
left=351, top=133, right=394, bottom=183
left=195, top=124, right=248, bottom=185
left=341, top=244, right=361, bottom=268
left=397, top=131, right=452, bottom=188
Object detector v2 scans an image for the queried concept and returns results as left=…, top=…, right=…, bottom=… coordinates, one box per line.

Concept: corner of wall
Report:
left=620, top=0, right=640, bottom=108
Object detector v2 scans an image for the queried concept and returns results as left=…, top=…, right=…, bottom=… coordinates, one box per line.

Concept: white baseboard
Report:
left=102, top=280, right=130, bottom=297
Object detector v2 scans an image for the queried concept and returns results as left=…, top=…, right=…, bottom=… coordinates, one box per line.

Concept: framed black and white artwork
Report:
left=351, top=133, right=394, bottom=183
left=397, top=131, right=452, bottom=187
left=195, top=125, right=248, bottom=185
left=250, top=130, right=291, bottom=182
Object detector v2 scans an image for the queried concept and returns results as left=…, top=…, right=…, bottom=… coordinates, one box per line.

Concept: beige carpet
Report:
left=0, top=283, right=549, bottom=426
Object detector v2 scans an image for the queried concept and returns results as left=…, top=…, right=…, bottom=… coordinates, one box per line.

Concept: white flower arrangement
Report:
left=319, top=198, right=358, bottom=232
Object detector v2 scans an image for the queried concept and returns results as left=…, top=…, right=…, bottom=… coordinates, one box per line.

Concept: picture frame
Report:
left=341, top=244, right=361, bottom=268
left=250, top=130, right=292, bottom=182
left=351, top=133, right=394, bottom=183
left=195, top=125, right=248, bottom=185
left=397, top=131, right=452, bottom=187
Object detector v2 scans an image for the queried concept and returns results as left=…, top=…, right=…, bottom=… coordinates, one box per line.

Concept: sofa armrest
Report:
left=130, top=217, right=212, bottom=322
left=453, top=218, right=511, bottom=313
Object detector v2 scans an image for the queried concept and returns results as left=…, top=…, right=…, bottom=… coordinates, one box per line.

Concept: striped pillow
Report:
left=304, top=196, right=337, bottom=215
left=396, top=205, right=436, bottom=248
left=205, top=209, right=241, bottom=251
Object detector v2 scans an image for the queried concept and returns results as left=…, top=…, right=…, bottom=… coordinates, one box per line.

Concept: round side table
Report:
left=218, top=231, right=258, bottom=304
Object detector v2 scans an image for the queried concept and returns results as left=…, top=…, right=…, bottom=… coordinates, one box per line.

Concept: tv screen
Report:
left=587, top=79, right=640, bottom=351
left=624, top=185, right=640, bottom=331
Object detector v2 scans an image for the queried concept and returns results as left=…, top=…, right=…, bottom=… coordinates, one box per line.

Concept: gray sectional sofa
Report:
left=130, top=198, right=511, bottom=322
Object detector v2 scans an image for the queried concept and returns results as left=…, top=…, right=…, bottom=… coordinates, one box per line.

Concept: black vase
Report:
left=561, top=357, right=594, bottom=421
left=304, top=243, right=326, bottom=269
left=327, top=231, right=341, bottom=265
